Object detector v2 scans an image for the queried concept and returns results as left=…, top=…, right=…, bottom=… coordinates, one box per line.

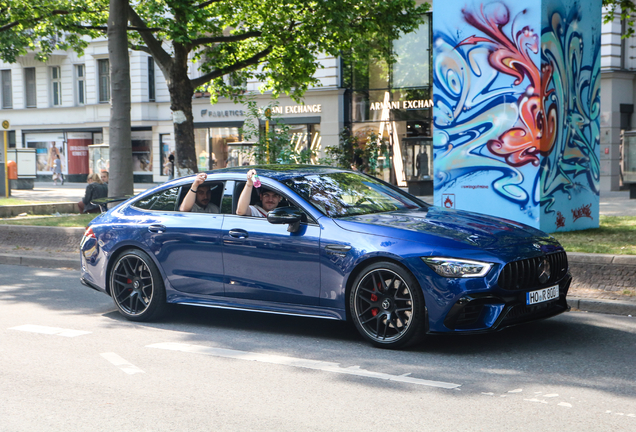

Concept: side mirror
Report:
left=267, top=207, right=304, bottom=232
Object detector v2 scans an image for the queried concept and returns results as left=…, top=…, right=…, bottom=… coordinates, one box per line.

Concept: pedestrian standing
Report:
left=53, top=154, right=64, bottom=186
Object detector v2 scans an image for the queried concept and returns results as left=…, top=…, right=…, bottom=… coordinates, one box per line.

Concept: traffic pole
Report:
left=2, top=120, right=8, bottom=198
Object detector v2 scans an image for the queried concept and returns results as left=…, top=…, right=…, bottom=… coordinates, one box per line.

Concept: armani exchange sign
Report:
left=370, top=99, right=433, bottom=110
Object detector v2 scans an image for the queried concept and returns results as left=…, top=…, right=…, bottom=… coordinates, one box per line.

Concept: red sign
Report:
left=442, top=194, right=455, bottom=209
left=67, top=132, right=92, bottom=175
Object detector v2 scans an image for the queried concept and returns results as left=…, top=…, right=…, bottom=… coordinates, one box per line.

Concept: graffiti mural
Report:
left=432, top=0, right=600, bottom=231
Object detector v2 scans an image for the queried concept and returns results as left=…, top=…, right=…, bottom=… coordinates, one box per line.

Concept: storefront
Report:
left=343, top=13, right=433, bottom=192
left=191, top=90, right=341, bottom=171
left=21, top=129, right=102, bottom=182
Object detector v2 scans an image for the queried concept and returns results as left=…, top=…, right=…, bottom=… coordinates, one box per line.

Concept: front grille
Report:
left=498, top=251, right=568, bottom=291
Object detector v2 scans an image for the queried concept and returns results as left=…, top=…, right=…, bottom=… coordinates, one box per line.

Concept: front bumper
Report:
left=437, top=273, right=572, bottom=333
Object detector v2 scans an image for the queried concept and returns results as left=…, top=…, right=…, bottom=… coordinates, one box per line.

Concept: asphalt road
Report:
left=1, top=264, right=635, bottom=432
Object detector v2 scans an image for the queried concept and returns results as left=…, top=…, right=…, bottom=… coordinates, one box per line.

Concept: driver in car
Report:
left=179, top=172, right=220, bottom=213
left=236, top=169, right=282, bottom=217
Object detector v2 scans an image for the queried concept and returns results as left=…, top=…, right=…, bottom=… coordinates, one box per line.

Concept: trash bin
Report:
left=7, top=159, right=16, bottom=192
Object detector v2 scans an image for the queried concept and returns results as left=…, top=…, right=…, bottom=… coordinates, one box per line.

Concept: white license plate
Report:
left=526, top=285, right=559, bottom=305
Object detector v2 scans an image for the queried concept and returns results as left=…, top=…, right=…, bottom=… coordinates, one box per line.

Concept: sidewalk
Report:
left=2, top=182, right=636, bottom=317
left=7, top=181, right=157, bottom=203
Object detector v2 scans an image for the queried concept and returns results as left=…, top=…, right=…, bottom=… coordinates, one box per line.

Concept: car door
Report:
left=137, top=182, right=225, bottom=297
left=221, top=182, right=321, bottom=306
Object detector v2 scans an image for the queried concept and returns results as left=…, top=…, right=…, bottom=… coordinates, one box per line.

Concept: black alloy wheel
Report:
left=110, top=249, right=168, bottom=321
left=350, top=262, right=426, bottom=349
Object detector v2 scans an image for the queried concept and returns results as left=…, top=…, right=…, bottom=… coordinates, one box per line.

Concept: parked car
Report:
left=80, top=165, right=571, bottom=349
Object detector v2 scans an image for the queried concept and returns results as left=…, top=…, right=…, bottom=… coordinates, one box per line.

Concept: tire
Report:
left=349, top=262, right=427, bottom=349
left=109, top=249, right=169, bottom=322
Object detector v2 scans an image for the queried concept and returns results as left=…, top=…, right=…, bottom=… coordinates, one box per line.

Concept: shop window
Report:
left=76, top=64, right=86, bottom=105
left=195, top=126, right=241, bottom=170
left=51, top=66, right=62, bottom=106
left=98, top=59, right=110, bottom=102
left=1, top=70, right=12, bottom=109
left=344, top=14, right=431, bottom=91
left=131, top=130, right=152, bottom=173
left=24, top=68, right=36, bottom=108
left=393, top=18, right=430, bottom=88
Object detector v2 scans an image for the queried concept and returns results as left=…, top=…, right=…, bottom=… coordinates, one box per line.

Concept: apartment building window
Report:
left=76, top=64, right=85, bottom=105
left=1, top=70, right=12, bottom=109
left=148, top=57, right=155, bottom=101
left=24, top=68, right=36, bottom=108
left=98, top=59, right=110, bottom=102
left=51, top=66, right=62, bottom=106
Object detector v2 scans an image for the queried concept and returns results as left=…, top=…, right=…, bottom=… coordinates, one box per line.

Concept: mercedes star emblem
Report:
left=537, top=259, right=551, bottom=284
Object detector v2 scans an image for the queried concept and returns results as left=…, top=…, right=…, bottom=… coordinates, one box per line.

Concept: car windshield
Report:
left=282, top=172, right=426, bottom=218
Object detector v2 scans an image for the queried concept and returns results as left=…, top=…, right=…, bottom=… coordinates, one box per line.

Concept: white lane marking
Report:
left=508, top=388, right=523, bottom=393
left=147, top=342, right=460, bottom=389
left=558, top=402, right=573, bottom=408
left=524, top=398, right=548, bottom=404
left=9, top=324, right=91, bottom=337
left=100, top=353, right=145, bottom=375
left=544, top=393, right=559, bottom=398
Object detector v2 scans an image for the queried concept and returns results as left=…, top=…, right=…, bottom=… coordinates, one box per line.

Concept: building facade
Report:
left=600, top=3, right=636, bottom=193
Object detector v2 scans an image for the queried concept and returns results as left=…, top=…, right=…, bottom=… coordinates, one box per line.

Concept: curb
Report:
left=0, top=253, right=80, bottom=270
left=0, top=202, right=79, bottom=218
left=1, top=252, right=635, bottom=317
left=568, top=297, right=636, bottom=317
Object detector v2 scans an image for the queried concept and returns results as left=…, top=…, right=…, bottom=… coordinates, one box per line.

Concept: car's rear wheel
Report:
left=109, top=249, right=168, bottom=321
left=350, top=262, right=427, bottom=349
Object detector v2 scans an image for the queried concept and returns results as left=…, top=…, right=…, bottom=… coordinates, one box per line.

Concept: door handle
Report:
left=325, top=244, right=351, bottom=256
left=148, top=224, right=167, bottom=234
left=229, top=229, right=248, bottom=239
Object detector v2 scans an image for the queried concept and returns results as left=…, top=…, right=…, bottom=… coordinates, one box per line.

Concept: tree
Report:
left=108, top=0, right=133, bottom=197
left=124, top=0, right=429, bottom=175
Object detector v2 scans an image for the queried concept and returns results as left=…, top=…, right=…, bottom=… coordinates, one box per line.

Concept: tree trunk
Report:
left=107, top=0, right=133, bottom=197
left=169, top=50, right=197, bottom=176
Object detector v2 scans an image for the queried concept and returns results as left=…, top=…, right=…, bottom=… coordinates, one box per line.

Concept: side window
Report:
left=152, top=187, right=180, bottom=211
left=133, top=187, right=180, bottom=211
left=232, top=181, right=313, bottom=223
left=177, top=181, right=224, bottom=211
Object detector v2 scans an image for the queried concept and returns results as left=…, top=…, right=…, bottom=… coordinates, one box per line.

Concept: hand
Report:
left=193, top=172, right=207, bottom=188
left=246, top=169, right=257, bottom=187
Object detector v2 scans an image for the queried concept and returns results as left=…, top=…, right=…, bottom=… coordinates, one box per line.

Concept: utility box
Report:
left=433, top=0, right=601, bottom=232
left=7, top=149, right=37, bottom=190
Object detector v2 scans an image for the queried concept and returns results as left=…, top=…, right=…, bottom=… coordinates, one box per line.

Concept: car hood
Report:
left=333, top=206, right=561, bottom=257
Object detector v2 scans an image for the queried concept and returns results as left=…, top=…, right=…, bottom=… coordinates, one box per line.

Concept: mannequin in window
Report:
left=416, top=148, right=429, bottom=179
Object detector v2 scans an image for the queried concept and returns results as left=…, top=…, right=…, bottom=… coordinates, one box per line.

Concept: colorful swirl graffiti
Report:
left=433, top=1, right=600, bottom=219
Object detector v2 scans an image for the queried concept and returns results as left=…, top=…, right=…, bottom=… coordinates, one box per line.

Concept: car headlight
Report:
left=421, top=257, right=493, bottom=278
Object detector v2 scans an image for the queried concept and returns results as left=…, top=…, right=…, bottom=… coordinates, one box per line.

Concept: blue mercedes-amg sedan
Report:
left=80, top=165, right=571, bottom=349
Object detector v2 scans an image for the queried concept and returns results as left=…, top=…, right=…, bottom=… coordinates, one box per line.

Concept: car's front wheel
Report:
left=109, top=249, right=169, bottom=321
left=350, top=262, right=427, bottom=349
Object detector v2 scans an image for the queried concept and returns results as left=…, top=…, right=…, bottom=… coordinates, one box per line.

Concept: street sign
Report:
left=2, top=120, right=9, bottom=129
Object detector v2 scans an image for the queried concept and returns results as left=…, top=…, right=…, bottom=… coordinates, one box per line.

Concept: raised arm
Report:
left=236, top=169, right=257, bottom=215
left=179, top=173, right=207, bottom=212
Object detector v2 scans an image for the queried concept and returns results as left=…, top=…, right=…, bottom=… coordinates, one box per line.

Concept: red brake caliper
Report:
left=370, top=282, right=381, bottom=316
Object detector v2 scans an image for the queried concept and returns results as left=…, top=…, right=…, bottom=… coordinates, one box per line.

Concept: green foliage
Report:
left=0, top=1, right=108, bottom=63
left=128, top=0, right=430, bottom=101
left=603, top=0, right=636, bottom=38
left=321, top=128, right=389, bottom=175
